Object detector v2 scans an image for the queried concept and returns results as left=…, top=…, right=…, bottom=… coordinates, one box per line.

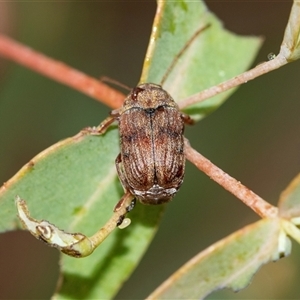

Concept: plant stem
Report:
left=179, top=53, right=287, bottom=110
left=184, top=139, right=278, bottom=219
left=0, top=34, right=125, bottom=109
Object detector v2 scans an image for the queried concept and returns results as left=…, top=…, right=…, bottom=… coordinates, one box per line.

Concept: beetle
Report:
left=98, top=83, right=193, bottom=205
left=15, top=83, right=194, bottom=257
left=14, top=24, right=209, bottom=256
left=94, top=25, right=212, bottom=207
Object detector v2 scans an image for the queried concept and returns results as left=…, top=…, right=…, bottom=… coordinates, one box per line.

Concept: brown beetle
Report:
left=99, top=83, right=192, bottom=205
left=15, top=83, right=193, bottom=257
left=14, top=24, right=211, bottom=256
left=93, top=25, right=212, bottom=206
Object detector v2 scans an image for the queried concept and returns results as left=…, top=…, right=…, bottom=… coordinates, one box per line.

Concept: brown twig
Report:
left=178, top=53, right=288, bottom=110
left=184, top=139, right=278, bottom=219
left=0, top=34, right=284, bottom=219
left=0, top=34, right=125, bottom=109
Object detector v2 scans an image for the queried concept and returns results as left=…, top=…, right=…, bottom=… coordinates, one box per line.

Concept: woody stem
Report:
left=184, top=139, right=278, bottom=219
left=0, top=34, right=125, bottom=109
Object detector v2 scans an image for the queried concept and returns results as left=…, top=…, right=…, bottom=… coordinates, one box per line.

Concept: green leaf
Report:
left=147, top=218, right=291, bottom=300
left=278, top=173, right=300, bottom=220
left=1, top=129, right=121, bottom=232
left=280, top=0, right=300, bottom=61
left=0, top=128, right=163, bottom=298
left=0, top=1, right=262, bottom=299
left=141, top=0, right=261, bottom=120
left=276, top=173, right=300, bottom=260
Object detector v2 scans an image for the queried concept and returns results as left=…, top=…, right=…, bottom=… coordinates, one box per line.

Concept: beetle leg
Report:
left=16, top=191, right=134, bottom=258
left=88, top=116, right=116, bottom=135
left=114, top=153, right=137, bottom=212
left=181, top=113, right=195, bottom=125
left=115, top=153, right=130, bottom=191
left=86, top=108, right=122, bottom=135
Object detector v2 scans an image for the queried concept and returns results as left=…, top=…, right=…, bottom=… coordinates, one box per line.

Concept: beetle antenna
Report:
left=100, top=76, right=131, bottom=92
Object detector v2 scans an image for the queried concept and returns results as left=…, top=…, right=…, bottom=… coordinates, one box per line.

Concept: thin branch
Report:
left=179, top=53, right=287, bottom=110
left=0, top=34, right=125, bottom=109
left=184, top=139, right=278, bottom=219
left=0, top=33, right=289, bottom=113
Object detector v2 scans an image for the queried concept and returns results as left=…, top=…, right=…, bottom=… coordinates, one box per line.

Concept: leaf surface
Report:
left=280, top=0, right=300, bottom=61
left=278, top=173, right=300, bottom=219
left=0, top=128, right=163, bottom=299
left=147, top=219, right=290, bottom=300
left=141, top=0, right=261, bottom=120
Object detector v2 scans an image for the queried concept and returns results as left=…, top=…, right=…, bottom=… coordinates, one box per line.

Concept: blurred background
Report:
left=0, top=0, right=299, bottom=299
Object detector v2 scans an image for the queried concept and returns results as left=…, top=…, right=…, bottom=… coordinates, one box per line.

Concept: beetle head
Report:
left=123, top=83, right=178, bottom=111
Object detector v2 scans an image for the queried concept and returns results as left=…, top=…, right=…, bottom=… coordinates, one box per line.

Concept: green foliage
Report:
left=141, top=1, right=261, bottom=120
left=5, top=0, right=300, bottom=299
left=148, top=218, right=290, bottom=299
left=0, top=128, right=162, bottom=298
